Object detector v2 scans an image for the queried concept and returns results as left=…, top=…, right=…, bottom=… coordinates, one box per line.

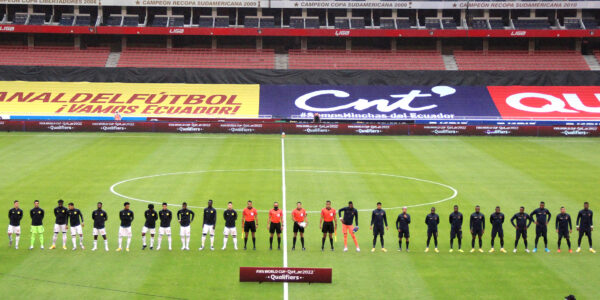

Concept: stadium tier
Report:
left=0, top=46, right=110, bottom=67
left=117, top=48, right=276, bottom=69
left=454, top=50, right=591, bottom=70
left=288, top=50, right=445, bottom=70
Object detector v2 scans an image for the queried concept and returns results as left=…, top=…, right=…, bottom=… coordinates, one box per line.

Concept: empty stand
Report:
left=470, top=18, right=489, bottom=29
left=513, top=17, right=551, bottom=29
left=117, top=48, right=275, bottom=69
left=583, top=18, right=598, bottom=29
left=563, top=18, right=583, bottom=30
left=454, top=50, right=590, bottom=70
left=288, top=50, right=445, bottom=70
left=150, top=15, right=168, bottom=27
left=0, top=46, right=109, bottom=67
left=59, top=14, right=75, bottom=26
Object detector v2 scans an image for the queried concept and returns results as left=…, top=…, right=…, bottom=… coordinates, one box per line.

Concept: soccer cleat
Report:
left=105, top=247, right=109, bottom=252
left=356, top=248, right=361, bottom=252
left=458, top=249, right=464, bottom=253
left=525, top=249, right=530, bottom=253
left=244, top=246, right=247, bottom=250
left=278, top=246, right=280, bottom=251
left=489, top=248, right=495, bottom=253
left=470, top=248, right=475, bottom=253
left=269, top=246, right=272, bottom=251
left=557, top=249, right=561, bottom=253
left=8, top=240, right=12, bottom=247
left=116, top=248, right=122, bottom=252
left=40, top=245, right=44, bottom=250
left=72, top=247, right=77, bottom=251
left=590, top=248, right=596, bottom=254
left=29, top=246, right=33, bottom=250
left=331, top=247, right=334, bottom=251
left=478, top=249, right=484, bottom=253
left=234, top=246, right=238, bottom=251
left=222, top=246, right=226, bottom=250
left=425, top=247, right=429, bottom=253
left=568, top=249, right=573, bottom=253
left=344, top=247, right=348, bottom=252
left=181, top=246, right=185, bottom=251
left=156, top=247, right=161, bottom=251
left=81, top=245, right=85, bottom=250
left=199, top=246, right=204, bottom=251
left=406, top=249, right=410, bottom=253
left=126, top=248, right=130, bottom=252
left=253, top=247, right=256, bottom=251
left=150, top=247, right=153, bottom=250
left=92, top=247, right=97, bottom=251
left=292, top=247, right=295, bottom=251
left=321, top=248, right=324, bottom=252
left=62, top=245, right=67, bottom=250
left=142, top=245, right=147, bottom=250
left=576, top=247, right=581, bottom=253
left=533, top=248, right=537, bottom=253
left=49, top=245, right=56, bottom=250
left=211, top=247, right=214, bottom=251
left=500, top=248, right=507, bottom=253
left=513, top=249, right=517, bottom=253
left=544, top=248, right=550, bottom=253
left=449, top=249, right=453, bottom=253
left=168, top=247, right=172, bottom=251
left=371, top=248, right=376, bottom=253
left=434, top=248, right=439, bottom=253
left=302, top=247, right=305, bottom=251
left=382, top=248, right=387, bottom=253
left=398, top=248, right=402, bottom=252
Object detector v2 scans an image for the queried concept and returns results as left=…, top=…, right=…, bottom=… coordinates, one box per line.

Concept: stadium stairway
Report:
left=105, top=52, right=121, bottom=68
left=442, top=55, right=458, bottom=70
left=275, top=53, right=289, bottom=70
left=584, top=55, right=600, bottom=71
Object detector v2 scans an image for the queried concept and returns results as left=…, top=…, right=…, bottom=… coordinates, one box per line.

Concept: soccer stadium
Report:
left=0, top=0, right=599, bottom=299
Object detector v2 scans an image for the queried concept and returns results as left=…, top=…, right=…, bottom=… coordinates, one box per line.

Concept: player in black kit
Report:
left=555, top=206, right=572, bottom=253
left=531, top=201, right=552, bottom=253
left=449, top=205, right=463, bottom=253
left=396, top=207, right=411, bottom=252
left=511, top=206, right=532, bottom=253
left=576, top=202, right=595, bottom=253
left=489, top=206, right=506, bottom=253
left=470, top=205, right=485, bottom=253
left=370, top=202, right=388, bottom=252
left=425, top=207, right=440, bottom=253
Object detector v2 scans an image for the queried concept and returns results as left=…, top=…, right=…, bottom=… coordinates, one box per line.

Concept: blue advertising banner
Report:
left=259, top=85, right=501, bottom=120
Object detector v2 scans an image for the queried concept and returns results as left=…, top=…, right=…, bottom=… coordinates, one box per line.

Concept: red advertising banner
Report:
left=239, top=267, right=332, bottom=283
left=0, top=120, right=598, bottom=137
left=487, top=86, right=600, bottom=120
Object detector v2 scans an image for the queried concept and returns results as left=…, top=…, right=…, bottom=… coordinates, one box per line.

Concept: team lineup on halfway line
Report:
left=6, top=198, right=595, bottom=254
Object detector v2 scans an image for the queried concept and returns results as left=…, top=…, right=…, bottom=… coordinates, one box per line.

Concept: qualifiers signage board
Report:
left=239, top=267, right=332, bottom=283
left=260, top=85, right=600, bottom=121
left=0, top=0, right=595, bottom=9
left=0, top=81, right=260, bottom=119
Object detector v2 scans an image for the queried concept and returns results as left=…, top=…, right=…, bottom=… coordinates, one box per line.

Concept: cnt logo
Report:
left=294, top=86, right=456, bottom=113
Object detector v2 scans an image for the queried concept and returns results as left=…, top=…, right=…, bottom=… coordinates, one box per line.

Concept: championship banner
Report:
left=239, top=267, right=332, bottom=283
left=0, top=81, right=260, bottom=119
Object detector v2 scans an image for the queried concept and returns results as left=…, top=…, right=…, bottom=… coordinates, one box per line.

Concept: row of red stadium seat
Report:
left=117, top=48, right=275, bottom=69
left=288, top=50, right=445, bottom=70
left=0, top=46, right=110, bottom=67
left=454, top=50, right=590, bottom=70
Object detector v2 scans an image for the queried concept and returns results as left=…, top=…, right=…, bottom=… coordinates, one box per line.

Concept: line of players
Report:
left=7, top=199, right=595, bottom=254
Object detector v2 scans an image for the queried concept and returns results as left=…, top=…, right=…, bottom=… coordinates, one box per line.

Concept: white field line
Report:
left=281, top=137, right=289, bottom=300
left=109, top=169, right=458, bottom=213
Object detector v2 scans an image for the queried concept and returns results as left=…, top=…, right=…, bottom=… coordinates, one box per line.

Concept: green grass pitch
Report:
left=1, top=132, right=599, bottom=300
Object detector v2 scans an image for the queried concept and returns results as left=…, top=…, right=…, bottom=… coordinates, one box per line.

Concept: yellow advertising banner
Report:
left=0, top=81, right=260, bottom=118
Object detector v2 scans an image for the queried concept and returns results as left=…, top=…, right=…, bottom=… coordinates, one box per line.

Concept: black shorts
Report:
left=450, top=228, right=462, bottom=239
left=322, top=221, right=334, bottom=234
left=492, top=228, right=504, bottom=238
left=536, top=226, right=548, bottom=236
left=269, top=223, right=282, bottom=234
left=398, top=227, right=410, bottom=238
left=244, top=221, right=256, bottom=233
left=580, top=229, right=592, bottom=237
left=472, top=228, right=483, bottom=237
left=427, top=229, right=438, bottom=236
left=373, top=226, right=384, bottom=236
left=293, top=222, right=305, bottom=233
left=558, top=229, right=570, bottom=239
left=516, top=228, right=528, bottom=239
